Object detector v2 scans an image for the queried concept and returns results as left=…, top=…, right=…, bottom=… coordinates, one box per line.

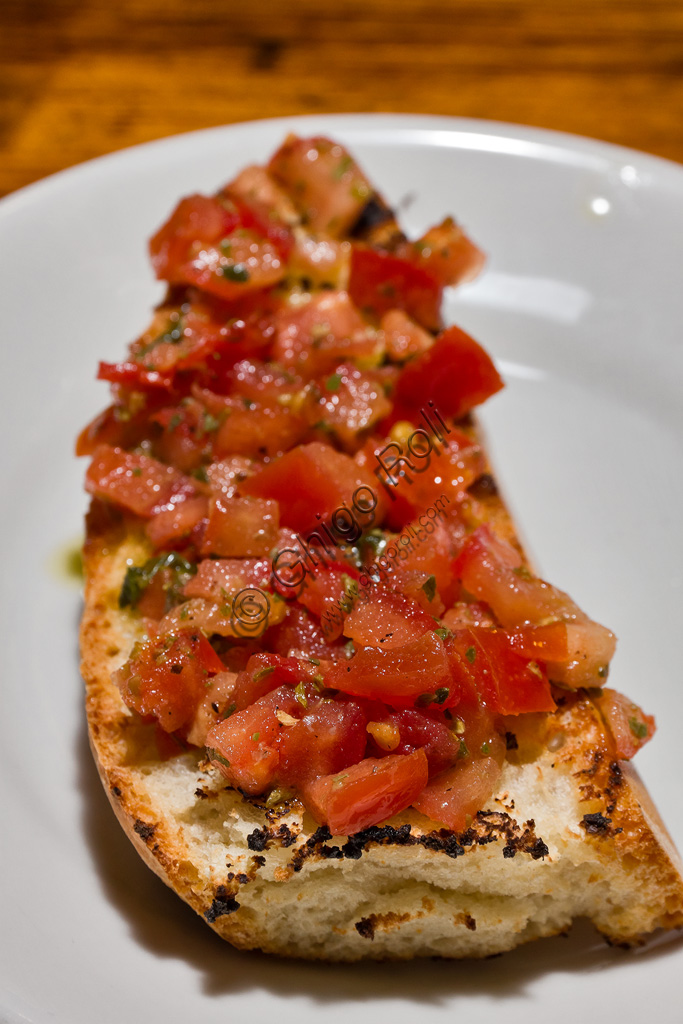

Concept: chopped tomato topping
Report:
left=278, top=698, right=368, bottom=787
left=241, top=441, right=385, bottom=535
left=408, top=217, right=486, bottom=287
left=412, top=757, right=502, bottom=831
left=395, top=325, right=503, bottom=421
left=85, top=445, right=197, bottom=517
left=326, top=631, right=457, bottom=708
left=367, top=708, right=460, bottom=776
left=114, top=630, right=225, bottom=733
left=447, top=628, right=556, bottom=715
left=206, top=686, right=302, bottom=794
left=593, top=689, right=656, bottom=760
left=268, top=135, right=372, bottom=237
left=342, top=588, right=434, bottom=649
left=303, top=749, right=429, bottom=834
left=200, top=495, right=279, bottom=558
left=349, top=246, right=443, bottom=331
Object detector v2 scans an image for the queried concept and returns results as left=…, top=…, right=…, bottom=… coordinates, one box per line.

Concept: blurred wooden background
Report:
left=2, top=0, right=683, bottom=198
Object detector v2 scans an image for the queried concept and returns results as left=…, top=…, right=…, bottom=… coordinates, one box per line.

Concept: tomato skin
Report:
left=98, top=360, right=174, bottom=391
left=413, top=757, right=501, bottom=831
left=184, top=557, right=272, bottom=602
left=268, top=135, right=372, bottom=236
left=409, top=217, right=486, bottom=288
left=145, top=495, right=209, bottom=551
left=326, top=631, right=457, bottom=708
left=395, top=325, right=503, bottom=421
left=200, top=495, right=279, bottom=558
left=343, top=588, right=434, bottom=650
left=265, top=605, right=348, bottom=661
left=593, top=689, right=656, bottom=760
left=114, top=630, right=225, bottom=733
left=454, top=525, right=576, bottom=627
left=277, top=699, right=368, bottom=787
left=85, top=445, right=196, bottom=517
left=231, top=652, right=315, bottom=711
left=381, top=309, right=433, bottom=362
left=303, top=749, right=429, bottom=834
left=271, top=290, right=377, bottom=376
left=241, top=441, right=385, bottom=535
left=206, top=686, right=302, bottom=795
left=447, top=628, right=556, bottom=716
left=349, top=246, right=443, bottom=331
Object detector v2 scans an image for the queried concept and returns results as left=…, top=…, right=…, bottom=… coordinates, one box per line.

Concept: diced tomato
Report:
left=442, top=601, right=496, bottom=631
left=145, top=495, right=209, bottom=550
left=349, top=246, right=443, bottom=331
left=85, top=445, right=196, bottom=517
left=394, top=325, right=503, bottom=421
left=367, top=708, right=460, bottom=776
left=297, top=562, right=360, bottom=642
left=308, top=364, right=392, bottom=450
left=593, top=689, right=656, bottom=760
left=225, top=164, right=299, bottom=230
left=265, top=606, right=348, bottom=661
left=206, top=455, right=255, bottom=497
left=205, top=686, right=302, bottom=794
left=381, top=309, right=433, bottom=362
left=278, top=698, right=368, bottom=787
left=374, top=427, right=485, bottom=525
left=75, top=404, right=151, bottom=457
left=271, top=290, right=378, bottom=376
left=149, top=193, right=287, bottom=300
left=98, top=360, right=174, bottom=391
left=268, top=135, right=372, bottom=237
left=343, top=587, right=434, bottom=649
left=241, top=441, right=385, bottom=535
left=200, top=495, right=279, bottom=558
left=413, top=757, right=501, bottom=831
left=185, top=670, right=238, bottom=747
left=326, top=631, right=457, bottom=708
left=230, top=652, right=320, bottom=711
left=447, top=627, right=555, bottom=716
left=114, top=630, right=225, bottom=733
left=455, top=525, right=574, bottom=626
left=303, top=749, right=429, bottom=834
left=211, top=397, right=307, bottom=459
left=289, top=234, right=352, bottom=288
left=408, top=217, right=486, bottom=288
left=184, top=557, right=272, bottom=602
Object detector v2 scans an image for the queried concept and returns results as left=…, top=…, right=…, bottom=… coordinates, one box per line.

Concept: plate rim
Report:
left=3, top=111, right=683, bottom=220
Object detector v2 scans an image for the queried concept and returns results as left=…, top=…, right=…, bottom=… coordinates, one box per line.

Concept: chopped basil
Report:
left=333, top=155, right=353, bottom=180
left=219, top=263, right=250, bottom=282
left=202, top=412, right=221, bottom=433
left=458, top=740, right=469, bottom=758
left=206, top=747, right=231, bottom=771
left=252, top=665, right=276, bottom=683
left=119, top=552, right=197, bottom=610
left=434, top=687, right=450, bottom=705
left=465, top=646, right=476, bottom=664
left=325, top=372, right=343, bottom=392
left=629, top=717, right=648, bottom=740
left=294, top=681, right=308, bottom=708
left=251, top=732, right=260, bottom=742
left=480, top=741, right=490, bottom=755
left=512, top=565, right=532, bottom=580
left=433, top=627, right=453, bottom=642
left=421, top=575, right=437, bottom=603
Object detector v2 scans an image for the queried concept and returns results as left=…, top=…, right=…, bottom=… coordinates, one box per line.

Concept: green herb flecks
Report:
left=206, top=747, right=231, bottom=771
left=219, top=263, right=250, bottom=283
left=629, top=717, right=648, bottom=740
left=421, top=575, right=437, bottom=603
left=119, top=552, right=197, bottom=611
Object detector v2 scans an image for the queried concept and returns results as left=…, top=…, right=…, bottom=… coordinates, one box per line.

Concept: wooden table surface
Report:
left=2, top=0, right=683, bottom=199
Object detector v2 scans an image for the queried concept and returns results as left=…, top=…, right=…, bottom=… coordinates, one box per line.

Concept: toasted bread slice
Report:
left=81, top=462, right=683, bottom=961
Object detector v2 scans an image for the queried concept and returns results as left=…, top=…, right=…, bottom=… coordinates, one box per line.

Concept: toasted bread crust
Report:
left=80, top=462, right=683, bottom=960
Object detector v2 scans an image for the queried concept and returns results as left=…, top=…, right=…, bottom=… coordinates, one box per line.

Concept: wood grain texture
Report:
left=2, top=0, right=683, bottom=197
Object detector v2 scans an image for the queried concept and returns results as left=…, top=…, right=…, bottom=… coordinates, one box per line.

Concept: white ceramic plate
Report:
left=1, top=114, right=682, bottom=1023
